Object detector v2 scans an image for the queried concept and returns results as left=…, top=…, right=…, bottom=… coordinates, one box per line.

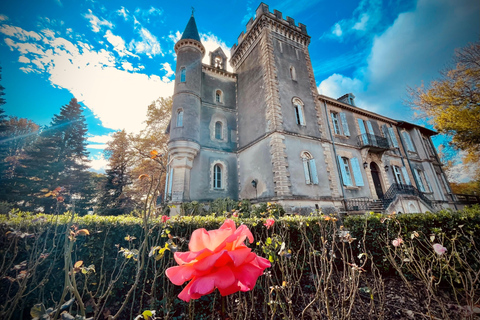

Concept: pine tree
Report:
left=98, top=129, right=135, bottom=215
left=17, top=98, right=91, bottom=213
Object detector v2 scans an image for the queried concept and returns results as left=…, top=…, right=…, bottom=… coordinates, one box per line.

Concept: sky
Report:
left=0, top=0, right=478, bottom=181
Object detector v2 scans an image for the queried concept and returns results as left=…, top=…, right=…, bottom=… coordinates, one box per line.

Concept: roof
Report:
left=180, top=15, right=201, bottom=42
left=396, top=120, right=437, bottom=136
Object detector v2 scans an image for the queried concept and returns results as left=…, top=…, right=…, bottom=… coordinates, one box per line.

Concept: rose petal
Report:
left=165, top=265, right=195, bottom=285
left=193, top=250, right=231, bottom=271
left=189, top=220, right=236, bottom=252
left=227, top=247, right=252, bottom=267
left=189, top=266, right=235, bottom=295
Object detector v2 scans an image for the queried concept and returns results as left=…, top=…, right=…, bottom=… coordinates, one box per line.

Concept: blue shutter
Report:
left=309, top=159, right=319, bottom=184
left=303, top=160, right=311, bottom=184
left=340, top=112, right=350, bottom=136
left=413, top=169, right=425, bottom=192
left=350, top=157, right=364, bottom=186
left=382, top=125, right=393, bottom=147
left=388, top=127, right=399, bottom=148
left=168, top=168, right=174, bottom=195
left=357, top=119, right=368, bottom=144
left=424, top=172, right=432, bottom=192
left=338, top=156, right=352, bottom=186
left=366, top=121, right=377, bottom=145
left=401, top=167, right=411, bottom=185
left=298, top=105, right=305, bottom=125
left=402, top=132, right=415, bottom=152
left=164, top=170, right=170, bottom=200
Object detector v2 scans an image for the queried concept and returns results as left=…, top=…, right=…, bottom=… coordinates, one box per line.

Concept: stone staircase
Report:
left=367, top=200, right=384, bottom=213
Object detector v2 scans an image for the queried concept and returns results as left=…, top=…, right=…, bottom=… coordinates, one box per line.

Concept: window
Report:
left=423, top=137, right=435, bottom=157
left=290, top=66, right=297, bottom=81
left=382, top=125, right=399, bottom=148
left=331, top=112, right=350, bottom=136
left=215, top=121, right=223, bottom=140
left=176, top=109, right=183, bottom=127
left=180, top=67, right=186, bottom=82
left=215, top=90, right=222, bottom=103
left=301, top=152, right=318, bottom=185
left=337, top=156, right=364, bottom=187
left=392, top=166, right=412, bottom=185
left=402, top=131, right=416, bottom=152
left=213, top=164, right=222, bottom=189
left=357, top=119, right=376, bottom=145
left=293, top=98, right=305, bottom=126
left=214, top=56, right=222, bottom=68
left=414, top=168, right=432, bottom=192
left=331, top=113, right=341, bottom=135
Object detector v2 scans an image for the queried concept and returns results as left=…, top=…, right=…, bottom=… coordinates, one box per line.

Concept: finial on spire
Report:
left=191, top=7, right=195, bottom=17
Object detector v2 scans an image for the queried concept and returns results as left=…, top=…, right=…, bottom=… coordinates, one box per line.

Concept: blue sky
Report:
left=0, top=0, right=478, bottom=181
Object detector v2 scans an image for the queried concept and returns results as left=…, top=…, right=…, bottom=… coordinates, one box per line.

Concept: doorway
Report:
left=370, top=162, right=384, bottom=199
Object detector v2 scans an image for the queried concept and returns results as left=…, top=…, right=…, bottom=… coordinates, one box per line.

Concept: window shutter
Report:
left=164, top=170, right=170, bottom=200
left=413, top=169, right=425, bottom=192
left=388, top=127, right=399, bottom=148
left=424, top=172, right=432, bottom=192
left=350, top=157, right=364, bottom=186
left=357, top=119, right=368, bottom=144
left=366, top=121, right=377, bottom=145
left=338, top=156, right=352, bottom=186
left=382, top=125, right=393, bottom=147
left=340, top=112, right=350, bottom=136
left=168, top=168, right=174, bottom=195
left=303, top=159, right=311, bottom=184
left=401, top=167, right=411, bottom=185
left=402, top=131, right=415, bottom=152
left=309, top=159, right=319, bottom=184
left=298, top=105, right=305, bottom=125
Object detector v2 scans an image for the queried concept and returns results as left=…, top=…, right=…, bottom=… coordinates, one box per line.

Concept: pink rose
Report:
left=433, top=243, right=447, bottom=255
left=392, top=238, right=403, bottom=247
left=264, top=218, right=275, bottom=229
left=165, top=219, right=271, bottom=302
left=161, top=215, right=170, bottom=223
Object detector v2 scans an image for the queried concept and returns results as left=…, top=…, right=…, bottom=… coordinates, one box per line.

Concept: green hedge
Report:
left=0, top=206, right=479, bottom=319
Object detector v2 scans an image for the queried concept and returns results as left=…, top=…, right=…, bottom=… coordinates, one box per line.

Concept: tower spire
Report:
left=180, top=13, right=201, bottom=42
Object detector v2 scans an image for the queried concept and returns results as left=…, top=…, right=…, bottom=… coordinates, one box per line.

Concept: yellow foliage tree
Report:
left=409, top=41, right=480, bottom=179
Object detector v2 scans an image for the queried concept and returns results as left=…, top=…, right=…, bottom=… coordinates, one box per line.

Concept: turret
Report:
left=166, top=14, right=204, bottom=206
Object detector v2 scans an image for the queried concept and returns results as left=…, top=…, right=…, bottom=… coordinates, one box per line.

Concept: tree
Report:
left=97, top=130, right=135, bottom=215
left=409, top=41, right=480, bottom=178
left=16, top=98, right=91, bottom=213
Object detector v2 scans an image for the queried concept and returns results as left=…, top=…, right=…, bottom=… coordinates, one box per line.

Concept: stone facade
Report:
left=165, top=4, right=456, bottom=214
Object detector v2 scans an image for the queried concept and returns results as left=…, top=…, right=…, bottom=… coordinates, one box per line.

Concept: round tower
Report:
left=166, top=14, right=204, bottom=206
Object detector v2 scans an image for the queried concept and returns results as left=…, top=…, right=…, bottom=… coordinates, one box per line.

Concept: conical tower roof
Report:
left=181, top=15, right=201, bottom=42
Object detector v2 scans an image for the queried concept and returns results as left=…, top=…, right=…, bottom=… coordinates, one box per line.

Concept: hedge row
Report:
left=0, top=206, right=478, bottom=319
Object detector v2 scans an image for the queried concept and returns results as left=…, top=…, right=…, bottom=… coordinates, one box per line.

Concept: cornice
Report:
left=318, top=95, right=397, bottom=125
left=202, top=64, right=237, bottom=79
left=175, top=39, right=205, bottom=57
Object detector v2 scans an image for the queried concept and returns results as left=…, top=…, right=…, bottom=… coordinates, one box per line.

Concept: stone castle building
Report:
left=165, top=3, right=456, bottom=214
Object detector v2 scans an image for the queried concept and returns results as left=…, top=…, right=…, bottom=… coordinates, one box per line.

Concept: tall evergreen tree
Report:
left=98, top=129, right=135, bottom=215
left=16, top=98, right=91, bottom=213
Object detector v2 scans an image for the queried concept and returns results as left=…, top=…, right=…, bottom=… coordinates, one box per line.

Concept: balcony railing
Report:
left=383, top=183, right=432, bottom=209
left=357, top=133, right=390, bottom=151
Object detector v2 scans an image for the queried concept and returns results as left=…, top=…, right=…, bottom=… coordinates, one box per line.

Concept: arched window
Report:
left=293, top=98, right=305, bottom=126
left=290, top=66, right=297, bottom=81
left=176, top=109, right=183, bottom=127
left=215, top=90, right=222, bottom=103
left=213, top=164, right=222, bottom=189
left=215, top=121, right=223, bottom=139
left=180, top=67, right=186, bottom=82
left=301, top=151, right=318, bottom=185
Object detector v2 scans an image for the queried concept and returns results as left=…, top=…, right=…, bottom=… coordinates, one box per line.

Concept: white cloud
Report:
left=117, top=7, right=130, bottom=21
left=134, top=6, right=163, bottom=23
left=104, top=30, right=138, bottom=58
left=445, top=151, right=479, bottom=183
left=0, top=14, right=9, bottom=22
left=317, top=0, right=480, bottom=118
left=18, top=56, right=30, bottom=63
left=87, top=134, right=113, bottom=144
left=161, top=62, right=174, bottom=77
left=0, top=25, right=41, bottom=41
left=88, top=153, right=108, bottom=173
left=83, top=9, right=113, bottom=33
left=87, top=144, right=108, bottom=149
left=1, top=24, right=174, bottom=133
left=128, top=27, right=161, bottom=57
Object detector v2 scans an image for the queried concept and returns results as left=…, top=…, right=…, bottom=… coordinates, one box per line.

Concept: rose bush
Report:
left=165, top=219, right=271, bottom=302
